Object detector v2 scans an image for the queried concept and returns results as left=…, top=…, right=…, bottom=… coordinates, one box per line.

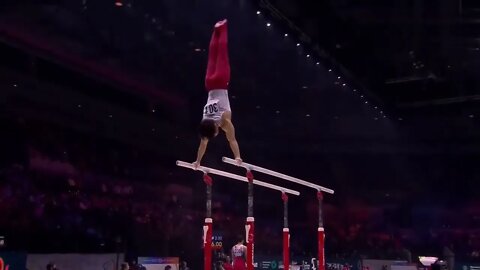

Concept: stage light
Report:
left=307, top=54, right=310, bottom=58
left=306, top=114, right=310, bottom=117
left=337, top=76, right=341, bottom=79
left=109, top=114, right=113, bottom=118
left=284, top=33, right=288, bottom=37
left=257, top=11, right=261, bottom=15
left=328, top=69, right=332, bottom=72
left=365, top=101, right=368, bottom=104
left=296, top=43, right=300, bottom=47
left=360, top=95, right=364, bottom=98
left=353, top=89, right=357, bottom=92
left=316, top=62, right=320, bottom=65
left=152, top=109, right=156, bottom=113
left=77, top=104, right=82, bottom=108
left=342, top=83, right=346, bottom=86
left=266, top=23, right=271, bottom=27
left=115, top=0, right=123, bottom=7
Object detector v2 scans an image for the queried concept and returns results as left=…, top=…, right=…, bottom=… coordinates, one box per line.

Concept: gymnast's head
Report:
left=199, top=119, right=219, bottom=139
left=236, top=234, right=245, bottom=245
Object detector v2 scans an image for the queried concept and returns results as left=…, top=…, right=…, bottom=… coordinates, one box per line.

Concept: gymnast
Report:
left=193, top=19, right=242, bottom=168
left=231, top=236, right=247, bottom=270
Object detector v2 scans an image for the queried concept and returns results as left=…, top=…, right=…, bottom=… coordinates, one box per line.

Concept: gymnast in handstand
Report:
left=193, top=19, right=242, bottom=168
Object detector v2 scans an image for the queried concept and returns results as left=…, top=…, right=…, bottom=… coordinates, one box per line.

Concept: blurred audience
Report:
left=1, top=120, right=480, bottom=265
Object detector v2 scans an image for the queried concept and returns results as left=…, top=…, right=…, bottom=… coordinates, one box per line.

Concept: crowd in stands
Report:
left=1, top=120, right=480, bottom=268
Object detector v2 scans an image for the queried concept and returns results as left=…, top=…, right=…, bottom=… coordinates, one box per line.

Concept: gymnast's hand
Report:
left=192, top=161, right=200, bottom=170
left=235, top=157, right=243, bottom=166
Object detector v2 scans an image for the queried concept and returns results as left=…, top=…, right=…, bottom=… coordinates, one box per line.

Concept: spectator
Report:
left=180, top=261, right=190, bottom=270
left=46, top=263, right=57, bottom=270
left=121, top=263, right=130, bottom=270
left=223, top=257, right=233, bottom=270
left=131, top=261, right=139, bottom=270
left=215, top=261, right=224, bottom=270
left=443, top=244, right=454, bottom=270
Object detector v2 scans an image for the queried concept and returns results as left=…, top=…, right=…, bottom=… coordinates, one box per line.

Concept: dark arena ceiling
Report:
left=0, top=0, right=479, bottom=201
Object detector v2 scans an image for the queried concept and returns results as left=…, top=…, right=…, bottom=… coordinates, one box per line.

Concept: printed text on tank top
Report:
left=232, top=244, right=245, bottom=258
left=203, top=99, right=223, bottom=124
left=204, top=99, right=219, bottom=116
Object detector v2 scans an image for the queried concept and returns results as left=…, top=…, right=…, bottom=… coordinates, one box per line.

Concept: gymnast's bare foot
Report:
left=215, top=19, right=227, bottom=28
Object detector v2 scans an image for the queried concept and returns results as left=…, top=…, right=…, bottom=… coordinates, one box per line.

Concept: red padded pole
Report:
left=282, top=192, right=289, bottom=270
left=317, top=191, right=325, bottom=270
left=246, top=217, right=255, bottom=270
left=204, top=218, right=213, bottom=270
left=246, top=171, right=255, bottom=270
left=318, top=227, right=325, bottom=270
left=203, top=174, right=213, bottom=270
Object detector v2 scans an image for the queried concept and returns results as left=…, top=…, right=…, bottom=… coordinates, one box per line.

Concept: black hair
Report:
left=199, top=119, right=217, bottom=139
left=236, top=234, right=244, bottom=243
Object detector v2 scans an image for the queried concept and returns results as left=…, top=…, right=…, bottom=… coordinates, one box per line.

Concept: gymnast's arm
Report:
left=221, top=112, right=241, bottom=161
left=243, top=245, right=247, bottom=261
left=194, top=138, right=209, bottom=167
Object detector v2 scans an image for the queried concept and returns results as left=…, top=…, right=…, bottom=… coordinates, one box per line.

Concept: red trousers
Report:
left=232, top=258, right=246, bottom=270
left=205, top=21, right=230, bottom=91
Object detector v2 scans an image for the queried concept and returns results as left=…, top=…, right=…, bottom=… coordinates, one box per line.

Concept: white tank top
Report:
left=232, top=244, right=246, bottom=258
left=202, top=89, right=231, bottom=125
